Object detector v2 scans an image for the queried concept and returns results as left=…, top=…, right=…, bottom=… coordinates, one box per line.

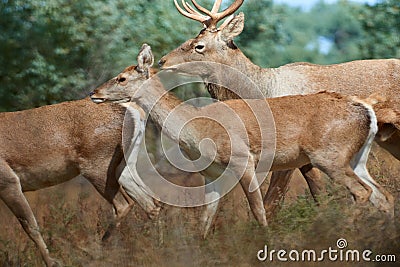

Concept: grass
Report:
left=0, top=144, right=399, bottom=266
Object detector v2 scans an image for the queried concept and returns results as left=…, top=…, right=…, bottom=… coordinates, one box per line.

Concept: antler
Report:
left=174, top=0, right=244, bottom=31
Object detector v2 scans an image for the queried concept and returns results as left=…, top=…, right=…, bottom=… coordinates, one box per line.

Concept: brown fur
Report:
left=159, top=10, right=400, bottom=217
left=0, top=98, right=154, bottom=266
left=91, top=46, right=393, bottom=239
left=159, top=14, right=400, bottom=151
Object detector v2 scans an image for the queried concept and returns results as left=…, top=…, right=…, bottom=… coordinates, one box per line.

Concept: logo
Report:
left=122, top=62, right=276, bottom=207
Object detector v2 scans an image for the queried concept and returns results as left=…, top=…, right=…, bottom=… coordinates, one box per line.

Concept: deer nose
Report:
left=158, top=58, right=166, bottom=68
left=89, top=91, right=95, bottom=97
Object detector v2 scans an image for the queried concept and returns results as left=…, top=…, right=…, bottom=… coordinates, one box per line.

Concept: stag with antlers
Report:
left=159, top=0, right=400, bottom=218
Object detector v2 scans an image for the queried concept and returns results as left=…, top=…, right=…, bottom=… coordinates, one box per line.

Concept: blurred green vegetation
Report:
left=0, top=0, right=399, bottom=111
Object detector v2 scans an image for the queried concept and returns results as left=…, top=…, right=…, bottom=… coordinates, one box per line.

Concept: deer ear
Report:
left=137, top=43, right=154, bottom=72
left=220, top=12, right=244, bottom=42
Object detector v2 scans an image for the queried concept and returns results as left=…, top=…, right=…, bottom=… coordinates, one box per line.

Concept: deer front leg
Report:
left=201, top=177, right=221, bottom=239
left=113, top=186, right=135, bottom=223
left=0, top=162, right=59, bottom=267
left=238, top=168, right=268, bottom=227
left=119, top=107, right=161, bottom=219
left=118, top=165, right=161, bottom=220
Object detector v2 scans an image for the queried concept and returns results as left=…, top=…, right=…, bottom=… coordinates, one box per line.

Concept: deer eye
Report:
left=117, top=76, right=128, bottom=86
left=195, top=43, right=205, bottom=53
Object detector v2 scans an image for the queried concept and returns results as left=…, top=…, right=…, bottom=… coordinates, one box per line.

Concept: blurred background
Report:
left=1, top=0, right=399, bottom=111
left=1, top=1, right=400, bottom=265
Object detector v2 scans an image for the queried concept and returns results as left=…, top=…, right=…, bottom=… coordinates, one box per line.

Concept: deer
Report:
left=0, top=97, right=160, bottom=266
left=158, top=0, right=400, bottom=219
left=90, top=44, right=394, bottom=239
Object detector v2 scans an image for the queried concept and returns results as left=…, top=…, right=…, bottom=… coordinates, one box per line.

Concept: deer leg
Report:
left=238, top=168, right=268, bottom=227
left=315, top=163, right=372, bottom=205
left=299, top=164, right=326, bottom=202
left=83, top=171, right=132, bottom=241
left=119, top=107, right=160, bottom=219
left=376, top=129, right=400, bottom=160
left=351, top=136, right=395, bottom=216
left=118, top=164, right=160, bottom=220
left=0, top=163, right=58, bottom=267
left=201, top=177, right=221, bottom=239
left=83, top=170, right=132, bottom=221
left=352, top=162, right=394, bottom=216
left=263, top=170, right=294, bottom=220
left=113, top=186, right=136, bottom=224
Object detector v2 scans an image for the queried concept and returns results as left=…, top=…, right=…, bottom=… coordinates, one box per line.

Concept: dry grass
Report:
left=1, top=144, right=399, bottom=266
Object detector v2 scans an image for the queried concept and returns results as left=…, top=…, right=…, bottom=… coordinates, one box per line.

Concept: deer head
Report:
left=159, top=0, right=246, bottom=73
left=90, top=44, right=155, bottom=104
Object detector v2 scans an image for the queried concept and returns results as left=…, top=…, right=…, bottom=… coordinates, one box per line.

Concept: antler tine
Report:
left=211, top=0, right=223, bottom=13
left=191, top=0, right=213, bottom=17
left=174, top=0, right=208, bottom=23
left=183, top=1, right=204, bottom=17
left=215, top=0, right=244, bottom=21
left=190, top=0, right=244, bottom=30
left=176, top=0, right=244, bottom=30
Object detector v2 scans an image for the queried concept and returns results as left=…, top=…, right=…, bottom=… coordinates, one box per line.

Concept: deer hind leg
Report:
left=82, top=159, right=135, bottom=228
left=313, top=159, right=372, bottom=204
left=352, top=162, right=394, bottom=216
left=201, top=177, right=221, bottom=239
left=351, top=134, right=395, bottom=216
left=83, top=170, right=130, bottom=219
left=299, top=164, right=326, bottom=202
left=83, top=171, right=133, bottom=241
left=0, top=162, right=58, bottom=267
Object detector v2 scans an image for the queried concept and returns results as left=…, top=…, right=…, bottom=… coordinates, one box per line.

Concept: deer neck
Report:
left=135, top=79, right=199, bottom=147
left=206, top=50, right=277, bottom=100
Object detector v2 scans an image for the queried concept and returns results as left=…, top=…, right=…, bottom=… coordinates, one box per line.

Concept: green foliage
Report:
left=357, top=0, right=400, bottom=59
left=1, top=0, right=398, bottom=111
left=310, top=0, right=364, bottom=63
left=0, top=0, right=93, bottom=110
left=0, top=0, right=197, bottom=111
left=237, top=0, right=367, bottom=66
left=236, top=0, right=286, bottom=67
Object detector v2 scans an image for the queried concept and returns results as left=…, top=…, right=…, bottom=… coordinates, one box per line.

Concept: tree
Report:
left=357, top=0, right=400, bottom=59
left=0, top=0, right=197, bottom=111
left=1, top=0, right=395, bottom=111
left=236, top=0, right=365, bottom=67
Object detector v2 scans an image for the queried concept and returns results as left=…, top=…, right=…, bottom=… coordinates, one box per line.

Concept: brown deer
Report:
left=0, top=98, right=160, bottom=266
left=158, top=0, right=400, bottom=218
left=90, top=44, right=394, bottom=239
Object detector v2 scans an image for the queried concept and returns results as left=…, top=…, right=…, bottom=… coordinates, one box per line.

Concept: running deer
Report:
left=158, top=0, right=400, bottom=218
left=90, top=44, right=394, bottom=239
left=0, top=98, right=159, bottom=266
